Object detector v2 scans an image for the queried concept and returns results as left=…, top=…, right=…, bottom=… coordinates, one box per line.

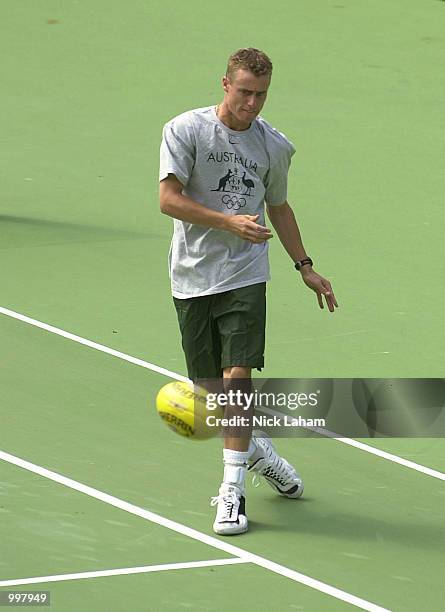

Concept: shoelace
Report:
left=251, top=473, right=261, bottom=488
left=251, top=454, right=296, bottom=488
left=210, top=490, right=239, bottom=520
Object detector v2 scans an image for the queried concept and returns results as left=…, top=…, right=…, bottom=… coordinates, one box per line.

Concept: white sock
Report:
left=247, top=436, right=262, bottom=463
left=222, top=449, right=249, bottom=492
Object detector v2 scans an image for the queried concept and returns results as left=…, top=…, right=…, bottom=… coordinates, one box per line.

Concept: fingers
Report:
left=302, top=271, right=339, bottom=313
left=313, top=278, right=338, bottom=312
left=325, top=293, right=336, bottom=312
left=240, top=219, right=273, bottom=243
left=250, top=233, right=273, bottom=243
left=245, top=232, right=273, bottom=243
left=321, top=279, right=338, bottom=312
left=250, top=222, right=272, bottom=234
left=319, top=290, right=338, bottom=312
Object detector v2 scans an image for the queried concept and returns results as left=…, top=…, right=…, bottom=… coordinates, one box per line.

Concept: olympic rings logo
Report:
left=222, top=194, right=247, bottom=210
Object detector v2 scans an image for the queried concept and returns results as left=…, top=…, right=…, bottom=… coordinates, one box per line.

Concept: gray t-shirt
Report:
left=159, top=105, right=296, bottom=298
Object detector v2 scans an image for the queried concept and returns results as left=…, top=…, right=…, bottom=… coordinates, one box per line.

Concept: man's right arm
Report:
left=159, top=173, right=273, bottom=244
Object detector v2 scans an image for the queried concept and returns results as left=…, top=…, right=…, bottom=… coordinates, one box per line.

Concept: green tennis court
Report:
left=1, top=1, right=444, bottom=610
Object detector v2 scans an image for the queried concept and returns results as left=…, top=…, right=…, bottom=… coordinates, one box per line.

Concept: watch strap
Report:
left=294, top=257, right=313, bottom=271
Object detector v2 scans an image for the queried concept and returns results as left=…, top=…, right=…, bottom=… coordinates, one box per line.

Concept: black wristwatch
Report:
left=294, top=257, right=313, bottom=271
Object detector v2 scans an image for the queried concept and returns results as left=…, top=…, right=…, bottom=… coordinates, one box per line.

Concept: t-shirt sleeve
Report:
left=264, top=137, right=296, bottom=206
left=159, top=114, right=196, bottom=186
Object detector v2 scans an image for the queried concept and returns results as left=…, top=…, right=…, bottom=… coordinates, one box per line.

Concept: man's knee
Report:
left=223, top=366, right=252, bottom=380
left=222, top=368, right=253, bottom=411
left=223, top=367, right=253, bottom=399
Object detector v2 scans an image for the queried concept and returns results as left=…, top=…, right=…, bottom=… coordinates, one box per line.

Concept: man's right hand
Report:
left=226, top=214, right=273, bottom=244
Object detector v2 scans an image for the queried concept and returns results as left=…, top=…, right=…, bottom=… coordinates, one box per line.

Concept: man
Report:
left=159, top=48, right=338, bottom=535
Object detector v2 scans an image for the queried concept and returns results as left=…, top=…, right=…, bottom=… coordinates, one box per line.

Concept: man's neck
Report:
left=216, top=103, right=252, bottom=132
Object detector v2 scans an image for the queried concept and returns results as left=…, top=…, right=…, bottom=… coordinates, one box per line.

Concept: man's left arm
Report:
left=266, top=201, right=339, bottom=313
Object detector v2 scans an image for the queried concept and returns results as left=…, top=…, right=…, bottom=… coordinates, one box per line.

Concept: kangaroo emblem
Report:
left=211, top=169, right=233, bottom=192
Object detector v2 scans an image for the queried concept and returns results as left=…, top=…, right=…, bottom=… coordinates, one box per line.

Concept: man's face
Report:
left=222, top=69, right=271, bottom=124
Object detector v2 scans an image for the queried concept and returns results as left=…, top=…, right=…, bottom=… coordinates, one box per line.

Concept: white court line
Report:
left=257, top=407, right=445, bottom=482
left=0, top=450, right=390, bottom=612
left=1, top=305, right=443, bottom=481
left=0, top=306, right=189, bottom=383
left=314, top=430, right=445, bottom=481
left=0, top=558, right=248, bottom=587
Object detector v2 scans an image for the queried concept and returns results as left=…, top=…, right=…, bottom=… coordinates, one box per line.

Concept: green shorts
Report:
left=173, top=282, right=266, bottom=381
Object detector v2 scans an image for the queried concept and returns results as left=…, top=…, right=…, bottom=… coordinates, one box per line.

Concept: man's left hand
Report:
left=300, top=268, right=339, bottom=312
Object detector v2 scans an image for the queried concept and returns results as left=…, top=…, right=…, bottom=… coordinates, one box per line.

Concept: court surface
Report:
left=1, top=1, right=444, bottom=611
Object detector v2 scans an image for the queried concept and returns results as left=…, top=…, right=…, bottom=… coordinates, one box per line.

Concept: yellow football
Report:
left=156, top=380, right=223, bottom=440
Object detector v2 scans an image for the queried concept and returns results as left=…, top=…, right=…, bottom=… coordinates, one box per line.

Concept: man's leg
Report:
left=173, top=293, right=252, bottom=534
left=173, top=286, right=301, bottom=535
left=211, top=365, right=252, bottom=535
left=210, top=284, right=266, bottom=536
left=222, top=365, right=252, bottom=452
left=173, top=295, right=222, bottom=382
left=212, top=284, right=303, bottom=530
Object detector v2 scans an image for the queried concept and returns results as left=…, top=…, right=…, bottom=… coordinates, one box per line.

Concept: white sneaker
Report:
left=248, top=432, right=304, bottom=499
left=210, top=483, right=248, bottom=535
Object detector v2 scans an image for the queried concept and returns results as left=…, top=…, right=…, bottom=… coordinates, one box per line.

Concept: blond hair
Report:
left=226, top=47, right=273, bottom=82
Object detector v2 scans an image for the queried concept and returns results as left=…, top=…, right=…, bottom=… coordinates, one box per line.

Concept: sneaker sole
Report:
left=266, top=479, right=304, bottom=499
left=213, top=519, right=248, bottom=536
